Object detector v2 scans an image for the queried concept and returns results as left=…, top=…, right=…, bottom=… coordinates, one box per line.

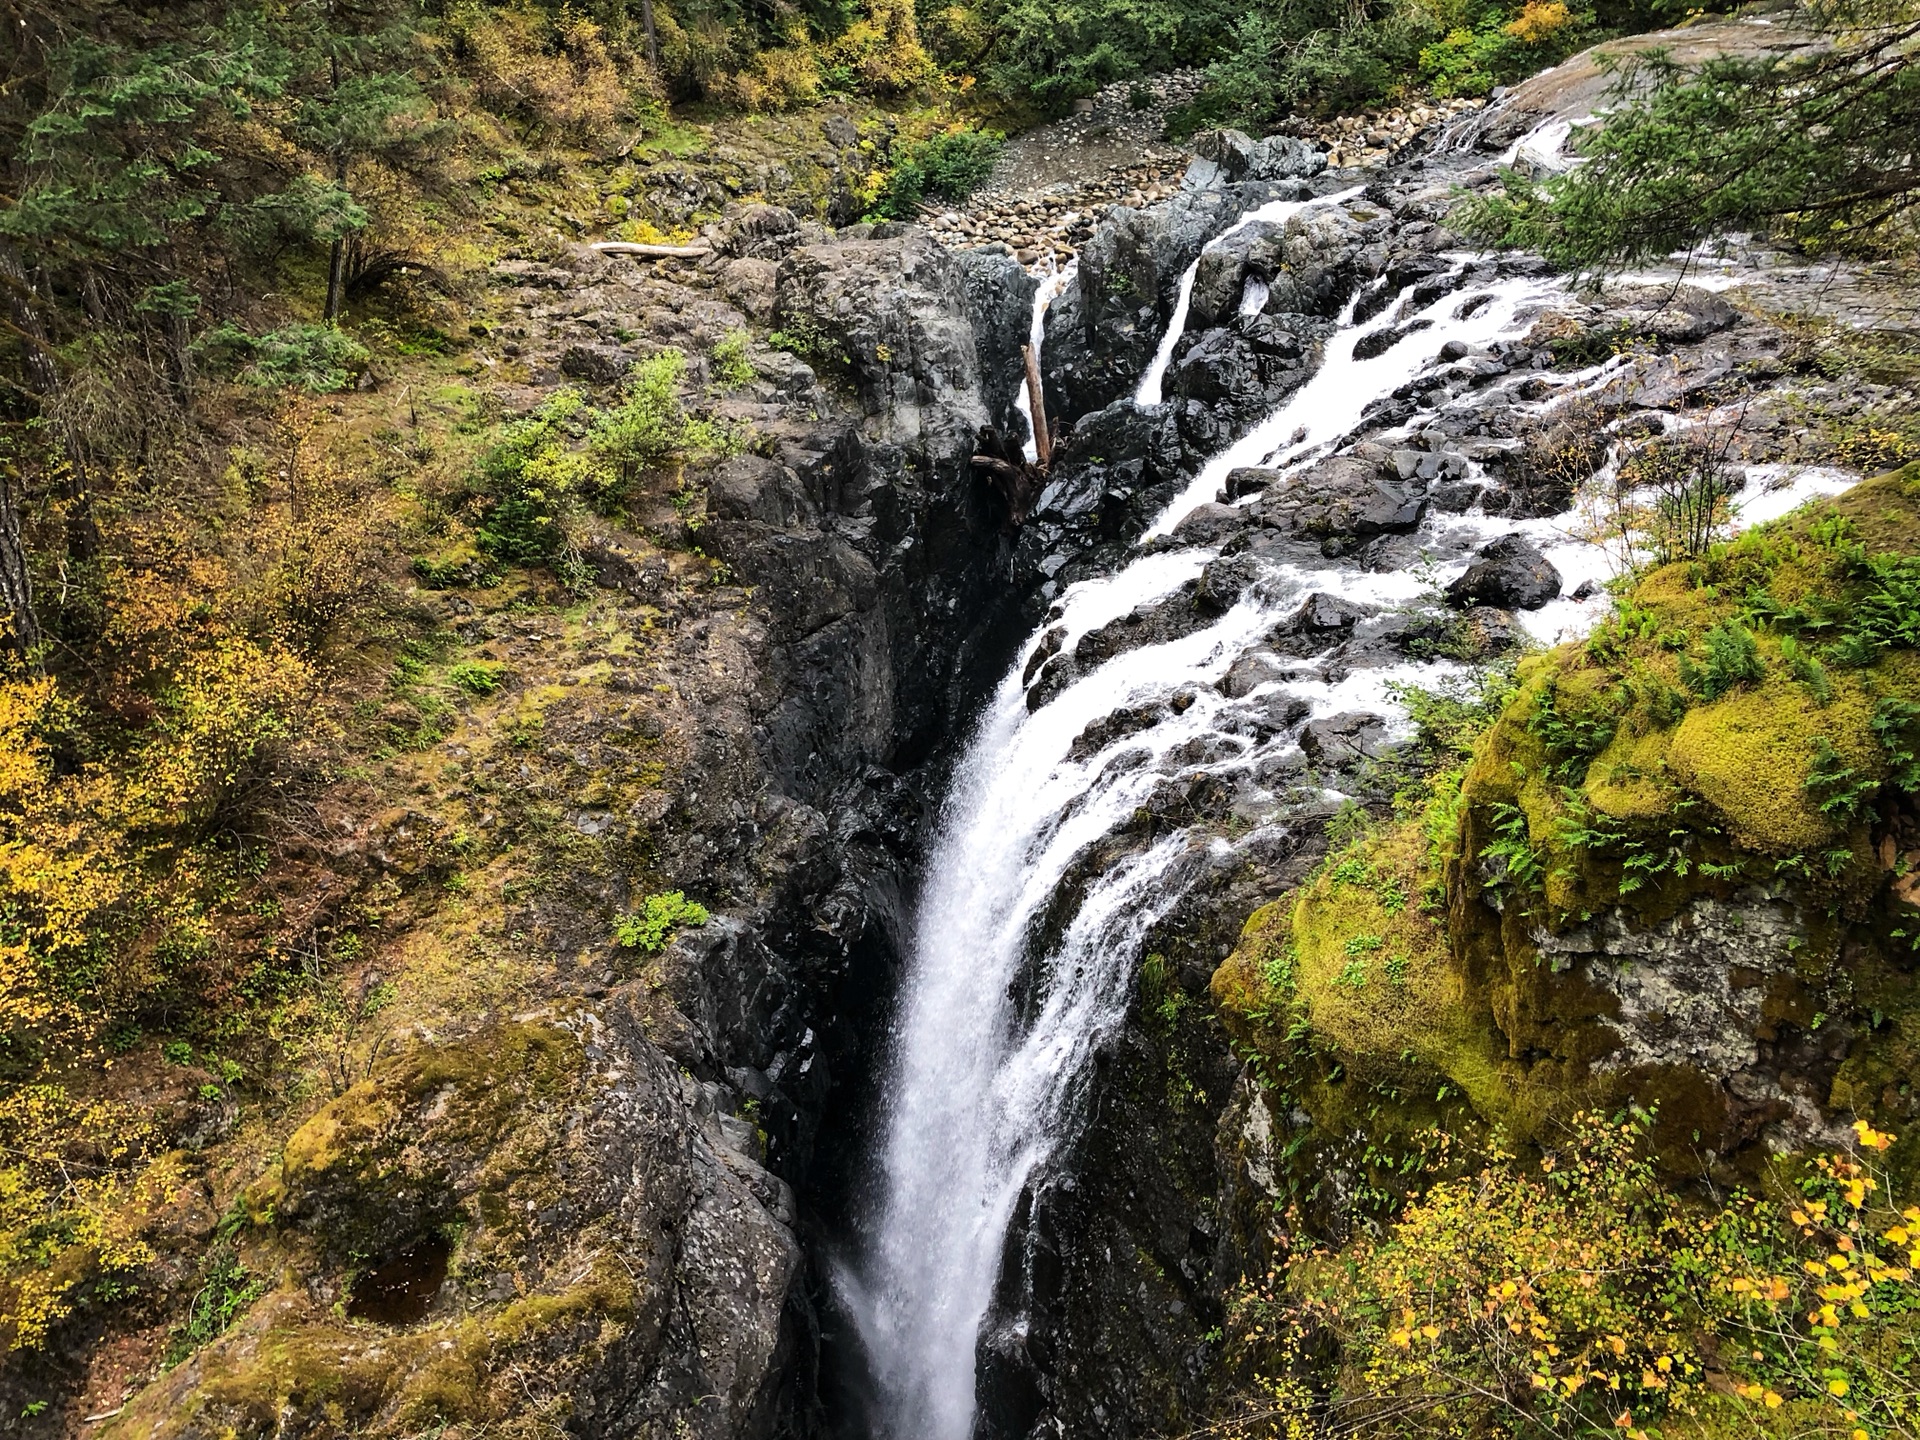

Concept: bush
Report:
left=587, top=349, right=736, bottom=489
left=710, top=330, right=754, bottom=389
left=1225, top=1112, right=1920, bottom=1440
left=469, top=390, right=597, bottom=577
left=873, top=125, right=1003, bottom=218
left=613, top=891, right=710, bottom=953
left=198, top=323, right=371, bottom=393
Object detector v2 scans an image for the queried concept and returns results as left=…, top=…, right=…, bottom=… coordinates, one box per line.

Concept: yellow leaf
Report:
left=1829, top=1380, right=1850, bottom=1398
left=1764, top=1391, right=1784, bottom=1409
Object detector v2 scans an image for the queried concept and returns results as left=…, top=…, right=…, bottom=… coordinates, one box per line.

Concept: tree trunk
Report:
left=0, top=466, right=38, bottom=657
left=639, top=0, right=661, bottom=70
left=324, top=157, right=351, bottom=323
left=0, top=240, right=97, bottom=578
left=1021, top=344, right=1051, bottom=469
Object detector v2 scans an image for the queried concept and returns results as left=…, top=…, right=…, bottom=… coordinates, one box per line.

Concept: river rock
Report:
left=1301, top=710, right=1390, bottom=769
left=1270, top=592, right=1376, bottom=655
left=1167, top=326, right=1313, bottom=433
left=1259, top=454, right=1427, bottom=546
left=1445, top=533, right=1562, bottom=609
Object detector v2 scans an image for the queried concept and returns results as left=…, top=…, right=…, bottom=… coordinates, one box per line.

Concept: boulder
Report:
left=1445, top=533, right=1562, bottom=610
left=954, top=249, right=1040, bottom=437
left=720, top=257, right=779, bottom=323
left=1043, top=186, right=1276, bottom=423
left=1270, top=591, right=1376, bottom=655
left=1183, top=129, right=1330, bottom=190
left=1301, top=711, right=1390, bottom=770
left=1260, top=455, right=1427, bottom=545
left=718, top=203, right=805, bottom=260
left=559, top=344, right=630, bottom=384
left=774, top=231, right=990, bottom=459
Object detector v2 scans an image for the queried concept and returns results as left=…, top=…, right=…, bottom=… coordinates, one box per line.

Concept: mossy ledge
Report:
left=1216, top=465, right=1920, bottom=1193
left=104, top=993, right=798, bottom=1440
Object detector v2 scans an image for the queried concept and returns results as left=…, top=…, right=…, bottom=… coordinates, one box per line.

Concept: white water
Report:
left=844, top=203, right=1861, bottom=1440
left=1133, top=187, right=1366, bottom=407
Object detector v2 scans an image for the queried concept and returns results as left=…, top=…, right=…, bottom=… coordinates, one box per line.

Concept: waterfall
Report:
left=840, top=198, right=1857, bottom=1440
left=1133, top=187, right=1364, bottom=407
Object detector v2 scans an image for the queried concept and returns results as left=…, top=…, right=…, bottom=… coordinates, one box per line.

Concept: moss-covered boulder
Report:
left=106, top=992, right=800, bottom=1440
left=1217, top=466, right=1920, bottom=1192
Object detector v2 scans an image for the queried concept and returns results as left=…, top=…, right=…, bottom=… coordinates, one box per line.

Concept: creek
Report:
left=832, top=188, right=1854, bottom=1440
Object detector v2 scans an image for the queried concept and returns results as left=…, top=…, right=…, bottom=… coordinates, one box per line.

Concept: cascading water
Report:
left=1134, top=187, right=1363, bottom=407
left=840, top=197, right=1856, bottom=1440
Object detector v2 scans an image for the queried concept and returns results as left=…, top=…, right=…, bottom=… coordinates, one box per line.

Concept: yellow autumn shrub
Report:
left=1221, top=1114, right=1920, bottom=1440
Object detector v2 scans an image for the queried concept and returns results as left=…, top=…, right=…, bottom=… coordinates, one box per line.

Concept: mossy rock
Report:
left=115, top=992, right=801, bottom=1440
left=1221, top=470, right=1920, bottom=1189
left=246, top=1017, right=586, bottom=1266
left=1666, top=666, right=1881, bottom=855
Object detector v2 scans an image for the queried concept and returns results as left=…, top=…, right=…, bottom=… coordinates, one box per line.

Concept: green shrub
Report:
left=470, top=390, right=596, bottom=575
left=613, top=891, right=711, bottom=953
left=711, top=330, right=755, bottom=389
left=197, top=322, right=371, bottom=393
left=873, top=125, right=1003, bottom=218
left=587, top=349, right=736, bottom=489
left=447, top=660, right=506, bottom=695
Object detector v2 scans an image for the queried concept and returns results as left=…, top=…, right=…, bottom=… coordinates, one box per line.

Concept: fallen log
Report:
left=972, top=424, right=1048, bottom=533
left=589, top=241, right=712, bottom=259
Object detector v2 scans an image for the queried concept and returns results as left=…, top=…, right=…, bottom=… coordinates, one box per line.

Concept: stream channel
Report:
left=826, top=168, right=1853, bottom=1440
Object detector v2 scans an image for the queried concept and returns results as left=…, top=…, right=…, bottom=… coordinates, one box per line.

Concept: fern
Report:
left=1679, top=619, right=1764, bottom=700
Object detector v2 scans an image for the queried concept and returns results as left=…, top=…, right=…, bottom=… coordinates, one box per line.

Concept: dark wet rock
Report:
left=1042, top=189, right=1248, bottom=422
left=560, top=344, right=631, bottom=384
left=1026, top=580, right=1221, bottom=710
left=1070, top=702, right=1174, bottom=760
left=1430, top=480, right=1485, bottom=512
left=1167, top=327, right=1314, bottom=435
left=1353, top=316, right=1434, bottom=361
left=706, top=454, right=816, bottom=529
left=1300, top=710, right=1391, bottom=770
left=1220, top=651, right=1289, bottom=698
left=1269, top=592, right=1377, bottom=656
left=956, top=250, right=1041, bottom=437
left=1258, top=455, right=1427, bottom=546
left=1445, top=533, right=1562, bottom=610
left=1170, top=502, right=1253, bottom=548
left=1248, top=690, right=1314, bottom=735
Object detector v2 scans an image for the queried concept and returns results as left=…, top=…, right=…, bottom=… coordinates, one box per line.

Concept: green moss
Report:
left=1666, top=668, right=1880, bottom=854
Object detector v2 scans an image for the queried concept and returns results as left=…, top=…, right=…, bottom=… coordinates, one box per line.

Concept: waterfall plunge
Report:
left=838, top=206, right=1855, bottom=1440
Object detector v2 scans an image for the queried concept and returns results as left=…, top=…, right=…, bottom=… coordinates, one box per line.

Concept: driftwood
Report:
left=589, top=241, right=713, bottom=259
left=972, top=345, right=1060, bottom=533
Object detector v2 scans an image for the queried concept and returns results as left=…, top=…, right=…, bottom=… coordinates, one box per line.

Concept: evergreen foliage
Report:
left=1466, top=0, right=1920, bottom=266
